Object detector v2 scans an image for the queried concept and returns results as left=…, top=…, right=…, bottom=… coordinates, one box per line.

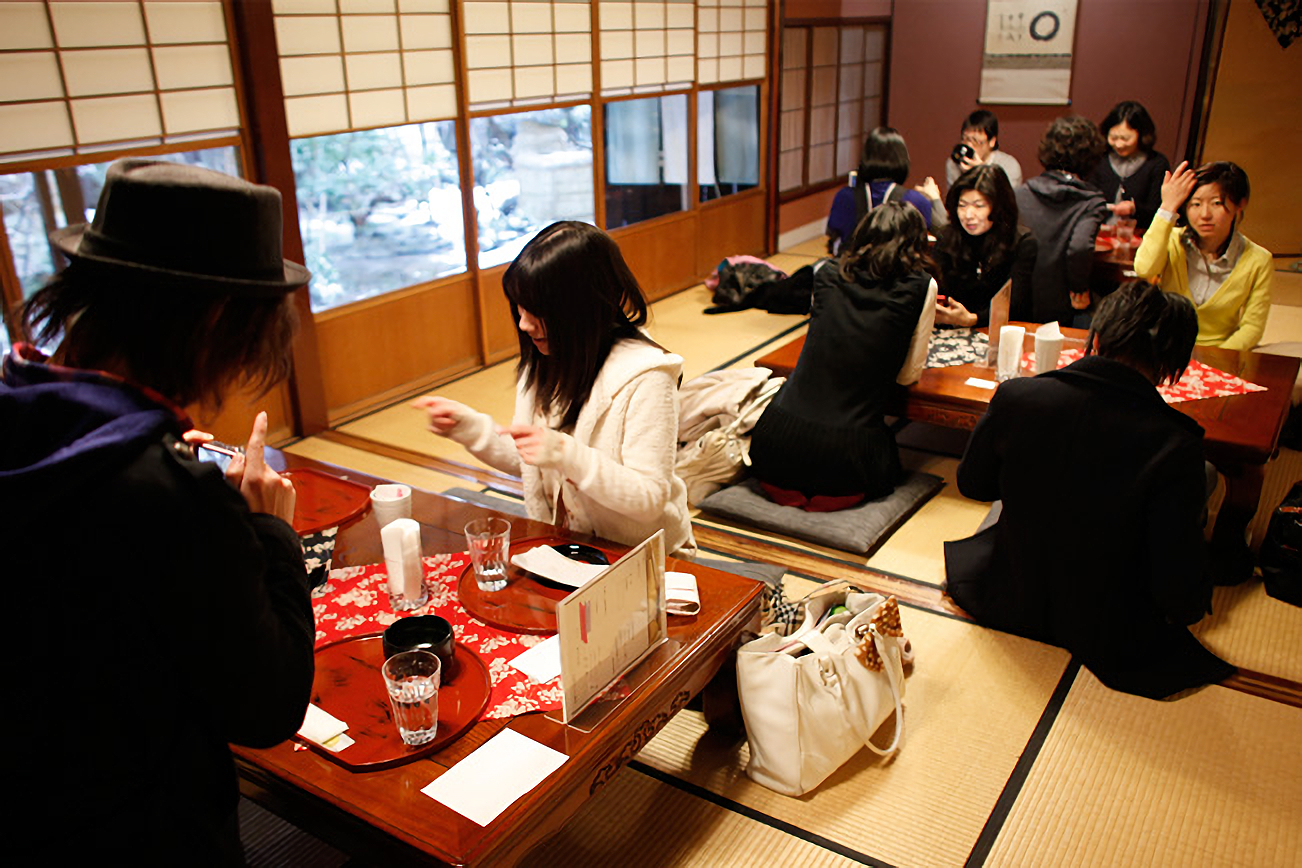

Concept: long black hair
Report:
left=934, top=164, right=1020, bottom=283
left=858, top=127, right=911, bottom=184
left=1086, top=280, right=1197, bottom=386
left=839, top=202, right=936, bottom=284
left=503, top=221, right=652, bottom=429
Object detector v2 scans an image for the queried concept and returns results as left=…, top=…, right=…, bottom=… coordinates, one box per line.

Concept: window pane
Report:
left=699, top=85, right=759, bottom=203
left=1, top=147, right=238, bottom=300
left=470, top=106, right=593, bottom=269
left=604, top=94, right=688, bottom=229
left=290, top=123, right=465, bottom=312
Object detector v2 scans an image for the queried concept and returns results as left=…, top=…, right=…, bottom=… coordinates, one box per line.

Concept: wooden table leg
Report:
left=1210, top=461, right=1266, bottom=585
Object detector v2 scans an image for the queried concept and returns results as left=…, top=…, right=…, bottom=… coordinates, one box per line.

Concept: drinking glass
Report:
left=381, top=650, right=441, bottom=746
left=465, top=517, right=511, bottom=592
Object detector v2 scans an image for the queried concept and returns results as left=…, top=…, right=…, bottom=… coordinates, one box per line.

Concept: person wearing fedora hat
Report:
left=1, top=160, right=315, bottom=863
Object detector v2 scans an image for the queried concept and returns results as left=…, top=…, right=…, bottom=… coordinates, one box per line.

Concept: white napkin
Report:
left=297, top=703, right=353, bottom=752
left=381, top=518, right=424, bottom=600
left=666, top=571, right=700, bottom=616
left=510, top=545, right=607, bottom=588
left=508, top=635, right=562, bottom=683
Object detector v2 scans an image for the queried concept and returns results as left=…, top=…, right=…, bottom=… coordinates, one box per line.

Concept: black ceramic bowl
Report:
left=382, top=615, right=457, bottom=681
left=551, top=543, right=609, bottom=566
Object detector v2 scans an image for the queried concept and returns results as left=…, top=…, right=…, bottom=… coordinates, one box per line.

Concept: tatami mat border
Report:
left=709, top=318, right=810, bottom=373
left=627, top=761, right=898, bottom=868
left=962, top=662, right=1082, bottom=867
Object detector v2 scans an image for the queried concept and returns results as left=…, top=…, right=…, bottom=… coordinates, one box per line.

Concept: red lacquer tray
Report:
left=303, top=635, right=491, bottom=771
left=282, top=468, right=371, bottom=535
left=457, top=535, right=618, bottom=635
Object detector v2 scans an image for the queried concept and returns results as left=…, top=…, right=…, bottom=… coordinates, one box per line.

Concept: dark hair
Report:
left=20, top=264, right=297, bottom=409
left=1086, top=280, right=1197, bottom=386
left=1178, top=161, right=1251, bottom=250
left=503, top=221, right=651, bottom=429
left=1100, top=100, right=1157, bottom=153
left=935, top=164, right=1021, bottom=283
left=961, top=110, right=1000, bottom=148
left=840, top=202, right=936, bottom=284
left=1037, top=115, right=1107, bottom=176
left=858, top=127, right=911, bottom=185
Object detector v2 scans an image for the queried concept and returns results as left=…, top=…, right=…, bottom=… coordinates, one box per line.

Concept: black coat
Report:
left=944, top=355, right=1234, bottom=699
left=1087, top=150, right=1171, bottom=231
left=934, top=225, right=1038, bottom=328
left=2, top=356, right=314, bottom=864
left=1014, top=172, right=1109, bottom=325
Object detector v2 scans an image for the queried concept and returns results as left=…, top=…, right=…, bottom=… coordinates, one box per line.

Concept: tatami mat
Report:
left=1193, top=580, right=1302, bottom=682
left=521, top=766, right=863, bottom=868
left=635, top=583, right=1072, bottom=868
left=868, top=449, right=976, bottom=586
left=983, top=669, right=1302, bottom=868
left=283, top=437, right=469, bottom=493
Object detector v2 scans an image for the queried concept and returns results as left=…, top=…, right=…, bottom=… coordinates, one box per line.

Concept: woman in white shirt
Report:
left=415, top=221, right=695, bottom=556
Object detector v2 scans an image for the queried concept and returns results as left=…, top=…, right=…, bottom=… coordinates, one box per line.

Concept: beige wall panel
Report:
left=1202, top=0, right=1302, bottom=254
left=695, top=193, right=764, bottom=277
left=612, top=215, right=700, bottom=302
left=477, top=264, right=519, bottom=362
left=317, top=279, right=482, bottom=420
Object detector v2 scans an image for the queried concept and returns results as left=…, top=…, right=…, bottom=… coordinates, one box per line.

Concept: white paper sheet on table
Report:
left=508, top=634, right=561, bottom=683
left=511, top=545, right=607, bottom=588
left=422, top=729, right=568, bottom=826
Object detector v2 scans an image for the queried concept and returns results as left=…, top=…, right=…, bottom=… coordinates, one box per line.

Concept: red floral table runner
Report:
left=1022, top=348, right=1266, bottom=404
left=312, top=553, right=563, bottom=720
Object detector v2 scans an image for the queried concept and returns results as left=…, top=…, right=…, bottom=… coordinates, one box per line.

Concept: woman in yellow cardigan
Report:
left=1133, top=160, right=1272, bottom=351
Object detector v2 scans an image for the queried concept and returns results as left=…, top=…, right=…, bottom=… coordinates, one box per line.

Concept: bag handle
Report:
left=848, top=624, right=905, bottom=756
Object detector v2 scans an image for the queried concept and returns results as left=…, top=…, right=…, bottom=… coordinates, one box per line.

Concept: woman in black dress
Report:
left=749, top=202, right=936, bottom=510
left=933, top=164, right=1037, bottom=328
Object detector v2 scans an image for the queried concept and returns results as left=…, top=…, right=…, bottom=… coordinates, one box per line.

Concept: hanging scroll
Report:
left=979, top=1, right=1079, bottom=105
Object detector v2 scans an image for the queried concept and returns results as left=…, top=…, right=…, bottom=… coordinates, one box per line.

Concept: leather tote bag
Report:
left=737, top=585, right=907, bottom=796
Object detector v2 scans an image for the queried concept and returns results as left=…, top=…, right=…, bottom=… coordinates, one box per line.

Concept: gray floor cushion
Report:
left=697, top=472, right=945, bottom=554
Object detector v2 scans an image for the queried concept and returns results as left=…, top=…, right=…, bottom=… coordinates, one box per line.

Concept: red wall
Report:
left=886, top=0, right=1207, bottom=186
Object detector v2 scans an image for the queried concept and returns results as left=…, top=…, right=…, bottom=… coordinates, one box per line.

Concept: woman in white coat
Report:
left=416, top=221, right=695, bottom=557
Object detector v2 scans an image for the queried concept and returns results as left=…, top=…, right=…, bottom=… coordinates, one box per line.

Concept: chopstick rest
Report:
left=298, top=703, right=354, bottom=752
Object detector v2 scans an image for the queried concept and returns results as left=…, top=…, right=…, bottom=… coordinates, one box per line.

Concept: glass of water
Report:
left=381, top=650, right=441, bottom=746
left=465, top=517, right=511, bottom=592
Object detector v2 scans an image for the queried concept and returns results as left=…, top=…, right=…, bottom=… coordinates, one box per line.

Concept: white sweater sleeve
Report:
left=444, top=404, right=522, bottom=476
left=532, top=369, right=678, bottom=524
left=897, top=277, right=937, bottom=385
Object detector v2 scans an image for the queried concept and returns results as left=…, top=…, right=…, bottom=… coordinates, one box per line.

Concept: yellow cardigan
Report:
left=1132, top=215, right=1273, bottom=351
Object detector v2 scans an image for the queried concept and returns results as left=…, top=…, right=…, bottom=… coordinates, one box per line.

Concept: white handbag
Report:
left=737, top=585, right=908, bottom=796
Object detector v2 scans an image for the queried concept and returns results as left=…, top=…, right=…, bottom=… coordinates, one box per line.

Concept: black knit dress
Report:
left=748, top=263, right=929, bottom=498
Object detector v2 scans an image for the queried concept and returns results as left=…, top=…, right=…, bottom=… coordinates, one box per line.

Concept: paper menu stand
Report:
left=982, top=279, right=1013, bottom=369
left=551, top=531, right=673, bottom=729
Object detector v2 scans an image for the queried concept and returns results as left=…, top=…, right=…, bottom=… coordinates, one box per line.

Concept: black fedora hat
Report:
left=50, top=159, right=310, bottom=296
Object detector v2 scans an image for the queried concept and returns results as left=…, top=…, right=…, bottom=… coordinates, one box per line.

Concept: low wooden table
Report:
left=237, top=451, right=764, bottom=867
left=755, top=327, right=1300, bottom=561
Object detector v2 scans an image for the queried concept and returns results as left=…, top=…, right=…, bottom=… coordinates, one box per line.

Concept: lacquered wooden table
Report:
left=755, top=327, right=1300, bottom=561
left=237, top=450, right=764, bottom=867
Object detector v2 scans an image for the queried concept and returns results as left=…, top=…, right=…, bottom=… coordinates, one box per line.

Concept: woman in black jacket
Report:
left=1087, top=100, right=1171, bottom=231
left=933, top=164, right=1037, bottom=328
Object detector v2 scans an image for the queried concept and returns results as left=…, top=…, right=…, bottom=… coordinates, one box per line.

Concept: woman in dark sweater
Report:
left=933, top=164, right=1037, bottom=328
left=1087, top=100, right=1171, bottom=231
left=749, top=202, right=936, bottom=510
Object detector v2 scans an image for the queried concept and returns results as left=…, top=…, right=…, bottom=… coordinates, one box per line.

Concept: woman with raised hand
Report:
left=1087, top=100, right=1171, bottom=231
left=416, top=221, right=695, bottom=557
left=933, top=164, right=1038, bottom=328
left=748, top=202, right=937, bottom=511
left=1133, top=160, right=1273, bottom=351
left=825, top=126, right=946, bottom=256
left=2, top=160, right=314, bottom=862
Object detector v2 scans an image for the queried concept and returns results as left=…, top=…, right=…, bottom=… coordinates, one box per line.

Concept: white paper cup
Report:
left=1034, top=334, right=1065, bottom=374
left=371, top=484, right=412, bottom=529
left=997, top=325, right=1025, bottom=382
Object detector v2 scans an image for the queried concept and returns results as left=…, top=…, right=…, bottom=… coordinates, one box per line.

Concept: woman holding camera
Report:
left=933, top=164, right=1038, bottom=328
left=749, top=202, right=937, bottom=510
left=1087, top=101, right=1171, bottom=232
left=3, top=160, right=315, bottom=862
left=416, top=221, right=695, bottom=557
left=1133, top=160, right=1272, bottom=351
